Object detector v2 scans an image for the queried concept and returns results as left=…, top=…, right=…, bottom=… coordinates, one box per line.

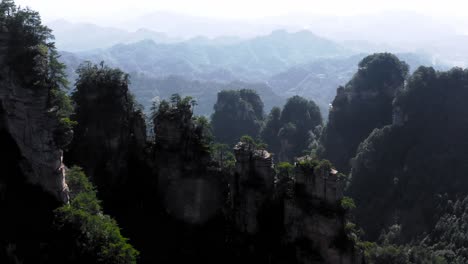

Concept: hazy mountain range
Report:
left=57, top=29, right=351, bottom=116
left=49, top=11, right=468, bottom=66
left=48, top=19, right=179, bottom=51
left=53, top=13, right=456, bottom=117
left=58, top=32, right=443, bottom=118
left=66, top=30, right=348, bottom=79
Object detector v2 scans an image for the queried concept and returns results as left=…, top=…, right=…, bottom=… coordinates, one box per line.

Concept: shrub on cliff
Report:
left=211, top=143, right=236, bottom=171
left=55, top=166, right=139, bottom=264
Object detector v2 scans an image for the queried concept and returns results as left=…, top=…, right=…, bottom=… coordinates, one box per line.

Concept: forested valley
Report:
left=1, top=0, right=468, bottom=263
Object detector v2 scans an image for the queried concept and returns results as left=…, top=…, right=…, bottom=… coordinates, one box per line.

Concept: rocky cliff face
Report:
left=231, top=143, right=361, bottom=263
left=65, top=63, right=149, bottom=210
left=232, top=141, right=275, bottom=234
left=154, top=103, right=224, bottom=225
left=0, top=32, right=69, bottom=202
left=68, top=108, right=147, bottom=182
left=0, top=26, right=76, bottom=262
left=285, top=158, right=359, bottom=264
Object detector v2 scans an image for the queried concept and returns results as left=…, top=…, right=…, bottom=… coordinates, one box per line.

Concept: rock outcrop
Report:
left=284, top=158, right=359, bottom=264
left=231, top=142, right=361, bottom=263
left=65, top=63, right=148, bottom=207
left=232, top=141, right=275, bottom=234
left=153, top=100, right=224, bottom=225
left=0, top=22, right=77, bottom=263
left=0, top=31, right=69, bottom=202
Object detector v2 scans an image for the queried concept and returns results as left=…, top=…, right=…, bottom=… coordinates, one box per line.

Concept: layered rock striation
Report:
left=0, top=31, right=69, bottom=202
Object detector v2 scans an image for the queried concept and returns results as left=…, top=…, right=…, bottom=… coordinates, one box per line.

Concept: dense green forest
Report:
left=319, top=53, right=409, bottom=173
left=3, top=0, right=468, bottom=263
left=262, top=96, right=322, bottom=161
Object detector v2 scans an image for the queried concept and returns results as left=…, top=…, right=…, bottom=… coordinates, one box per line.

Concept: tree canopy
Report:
left=66, top=62, right=147, bottom=207
left=261, top=95, right=322, bottom=162
left=55, top=166, right=139, bottom=264
left=348, top=67, right=468, bottom=241
left=211, top=89, right=264, bottom=145
left=0, top=0, right=72, bottom=146
left=319, top=53, right=409, bottom=173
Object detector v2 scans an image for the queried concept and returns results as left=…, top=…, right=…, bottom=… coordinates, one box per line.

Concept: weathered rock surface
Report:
left=231, top=143, right=361, bottom=263
left=65, top=63, right=149, bottom=207
left=232, top=141, right=275, bottom=234
left=0, top=53, right=69, bottom=202
left=154, top=104, right=224, bottom=224
left=285, top=158, right=358, bottom=264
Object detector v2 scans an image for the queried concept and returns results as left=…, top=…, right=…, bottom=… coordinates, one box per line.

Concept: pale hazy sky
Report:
left=14, top=0, right=468, bottom=22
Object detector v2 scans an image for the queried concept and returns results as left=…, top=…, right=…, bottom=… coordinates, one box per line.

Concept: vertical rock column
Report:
left=0, top=68, right=69, bottom=202
left=232, top=142, right=275, bottom=234
left=154, top=105, right=223, bottom=225
left=284, top=158, right=358, bottom=264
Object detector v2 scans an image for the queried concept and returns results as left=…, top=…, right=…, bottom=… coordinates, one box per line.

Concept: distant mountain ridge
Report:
left=57, top=29, right=442, bottom=118
left=50, top=11, right=468, bottom=66
left=58, top=29, right=350, bottom=116
left=47, top=20, right=180, bottom=51
left=63, top=29, right=349, bottom=81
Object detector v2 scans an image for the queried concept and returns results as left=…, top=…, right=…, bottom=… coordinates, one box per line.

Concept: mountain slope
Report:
left=63, top=30, right=349, bottom=81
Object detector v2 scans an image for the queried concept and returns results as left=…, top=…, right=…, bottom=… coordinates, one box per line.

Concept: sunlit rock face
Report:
left=0, top=36, right=69, bottom=202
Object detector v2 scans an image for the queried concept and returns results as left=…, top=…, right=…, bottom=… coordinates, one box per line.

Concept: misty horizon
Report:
left=12, top=0, right=468, bottom=68
left=14, top=0, right=468, bottom=22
